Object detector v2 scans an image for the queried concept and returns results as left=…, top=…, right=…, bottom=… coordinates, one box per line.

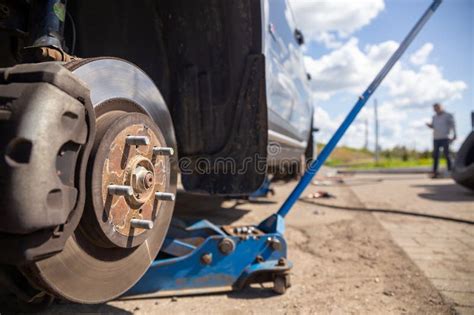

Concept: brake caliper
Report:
left=0, top=63, right=95, bottom=264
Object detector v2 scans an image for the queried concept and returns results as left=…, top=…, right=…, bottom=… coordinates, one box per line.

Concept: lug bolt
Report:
left=153, top=146, right=174, bottom=156
left=108, top=184, right=133, bottom=196
left=155, top=192, right=175, bottom=201
left=130, top=219, right=154, bottom=230
left=126, top=135, right=150, bottom=146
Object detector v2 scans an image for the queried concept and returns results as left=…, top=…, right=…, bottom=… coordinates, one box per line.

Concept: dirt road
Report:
left=40, top=172, right=457, bottom=314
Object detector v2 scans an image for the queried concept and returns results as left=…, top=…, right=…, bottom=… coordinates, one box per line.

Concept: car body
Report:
left=1, top=0, right=313, bottom=194
left=0, top=0, right=315, bottom=304
left=265, top=0, right=313, bottom=171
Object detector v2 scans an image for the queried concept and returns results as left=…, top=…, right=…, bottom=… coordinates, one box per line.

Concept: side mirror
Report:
left=306, top=73, right=312, bottom=81
left=312, top=127, right=320, bottom=133
left=294, top=29, right=304, bottom=46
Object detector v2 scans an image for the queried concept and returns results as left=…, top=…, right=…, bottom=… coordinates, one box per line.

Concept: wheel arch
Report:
left=66, top=0, right=268, bottom=195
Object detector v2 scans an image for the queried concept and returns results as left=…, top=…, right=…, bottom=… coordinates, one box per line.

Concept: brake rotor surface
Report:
left=85, top=111, right=170, bottom=248
left=22, top=59, right=177, bottom=303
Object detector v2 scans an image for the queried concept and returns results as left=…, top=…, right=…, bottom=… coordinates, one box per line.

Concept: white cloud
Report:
left=313, top=32, right=343, bottom=49
left=290, top=1, right=468, bottom=151
left=385, top=63, right=467, bottom=108
left=305, top=40, right=466, bottom=109
left=314, top=102, right=435, bottom=150
left=289, top=0, right=385, bottom=47
left=314, top=101, right=407, bottom=149
left=313, top=106, right=338, bottom=136
left=304, top=38, right=398, bottom=99
left=409, top=43, right=433, bottom=65
left=306, top=40, right=467, bottom=150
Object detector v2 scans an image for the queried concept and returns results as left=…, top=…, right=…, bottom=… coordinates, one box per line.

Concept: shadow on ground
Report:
left=412, top=182, right=474, bottom=202
left=0, top=299, right=133, bottom=315
left=120, top=285, right=280, bottom=304
left=227, top=286, right=280, bottom=300
left=174, top=190, right=255, bottom=225
left=313, top=175, right=433, bottom=188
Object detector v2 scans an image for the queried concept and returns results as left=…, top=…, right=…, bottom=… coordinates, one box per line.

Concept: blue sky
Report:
left=291, top=0, right=473, bottom=150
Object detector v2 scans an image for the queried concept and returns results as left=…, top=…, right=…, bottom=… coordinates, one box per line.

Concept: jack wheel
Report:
left=273, top=274, right=291, bottom=295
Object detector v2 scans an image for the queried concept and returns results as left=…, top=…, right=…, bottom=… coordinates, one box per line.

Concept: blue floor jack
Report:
left=125, top=0, right=442, bottom=299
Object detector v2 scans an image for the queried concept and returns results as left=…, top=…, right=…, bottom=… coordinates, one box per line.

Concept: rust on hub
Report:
left=100, top=123, right=167, bottom=238
left=82, top=111, right=173, bottom=249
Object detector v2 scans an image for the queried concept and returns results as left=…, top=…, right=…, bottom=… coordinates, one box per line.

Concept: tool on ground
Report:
left=306, top=191, right=334, bottom=199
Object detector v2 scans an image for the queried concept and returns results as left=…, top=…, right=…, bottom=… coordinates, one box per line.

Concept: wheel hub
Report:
left=134, top=165, right=154, bottom=192
left=19, top=58, right=178, bottom=304
left=85, top=112, right=173, bottom=248
left=126, top=155, right=156, bottom=205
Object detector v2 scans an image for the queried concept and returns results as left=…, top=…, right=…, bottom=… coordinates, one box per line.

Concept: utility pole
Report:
left=364, top=118, right=368, bottom=150
left=374, top=98, right=380, bottom=164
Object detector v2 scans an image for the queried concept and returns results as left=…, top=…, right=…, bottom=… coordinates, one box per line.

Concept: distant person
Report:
left=426, top=103, right=456, bottom=178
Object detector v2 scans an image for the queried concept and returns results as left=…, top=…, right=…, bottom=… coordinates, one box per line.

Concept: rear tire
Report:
left=452, top=131, right=474, bottom=190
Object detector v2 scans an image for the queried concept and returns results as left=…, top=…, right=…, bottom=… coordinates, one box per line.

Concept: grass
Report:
left=328, top=158, right=445, bottom=170
left=317, top=143, right=444, bottom=170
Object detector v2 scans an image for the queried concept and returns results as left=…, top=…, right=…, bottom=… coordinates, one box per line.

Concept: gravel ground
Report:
left=34, top=172, right=455, bottom=314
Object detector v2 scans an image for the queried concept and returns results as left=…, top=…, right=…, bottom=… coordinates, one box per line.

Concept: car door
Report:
left=265, top=0, right=312, bottom=154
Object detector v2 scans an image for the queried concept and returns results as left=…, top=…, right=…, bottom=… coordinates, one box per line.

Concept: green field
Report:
left=317, top=143, right=444, bottom=170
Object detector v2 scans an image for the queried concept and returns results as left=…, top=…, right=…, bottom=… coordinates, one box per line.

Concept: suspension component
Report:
left=22, top=0, right=76, bottom=63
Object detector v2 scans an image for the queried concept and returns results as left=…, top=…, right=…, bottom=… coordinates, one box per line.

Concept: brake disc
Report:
left=22, top=59, right=177, bottom=304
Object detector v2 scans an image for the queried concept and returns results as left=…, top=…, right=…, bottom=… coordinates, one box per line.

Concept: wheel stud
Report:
left=153, top=146, right=174, bottom=156
left=155, top=192, right=175, bottom=201
left=130, top=219, right=154, bottom=230
left=126, top=135, right=150, bottom=146
left=108, top=184, right=133, bottom=196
